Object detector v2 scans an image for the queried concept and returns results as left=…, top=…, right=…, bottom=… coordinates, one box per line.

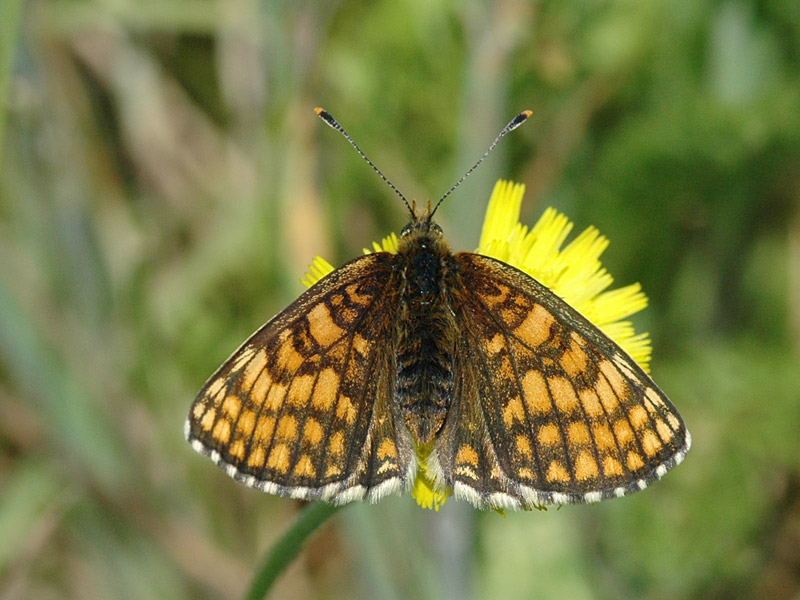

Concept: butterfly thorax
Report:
left=394, top=218, right=457, bottom=444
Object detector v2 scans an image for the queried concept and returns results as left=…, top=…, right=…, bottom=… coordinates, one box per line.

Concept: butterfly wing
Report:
left=438, top=252, right=691, bottom=509
left=186, top=253, right=414, bottom=504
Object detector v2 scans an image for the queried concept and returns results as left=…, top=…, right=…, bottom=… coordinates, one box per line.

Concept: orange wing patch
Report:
left=513, top=303, right=555, bottom=348
left=306, top=303, right=345, bottom=347
left=521, top=370, right=550, bottom=414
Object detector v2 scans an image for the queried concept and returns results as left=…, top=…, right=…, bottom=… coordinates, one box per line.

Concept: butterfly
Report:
left=185, top=108, right=690, bottom=510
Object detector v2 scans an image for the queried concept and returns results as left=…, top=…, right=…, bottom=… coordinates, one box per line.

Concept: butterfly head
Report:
left=400, top=204, right=444, bottom=244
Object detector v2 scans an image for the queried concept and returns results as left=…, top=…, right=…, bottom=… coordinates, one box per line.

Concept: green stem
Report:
left=243, top=502, right=343, bottom=600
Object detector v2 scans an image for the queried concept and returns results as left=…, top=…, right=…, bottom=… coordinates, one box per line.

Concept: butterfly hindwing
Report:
left=186, top=252, right=414, bottom=504
left=428, top=327, right=516, bottom=508
left=440, top=252, right=690, bottom=508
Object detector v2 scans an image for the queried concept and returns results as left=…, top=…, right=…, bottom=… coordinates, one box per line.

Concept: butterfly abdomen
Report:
left=395, top=227, right=457, bottom=444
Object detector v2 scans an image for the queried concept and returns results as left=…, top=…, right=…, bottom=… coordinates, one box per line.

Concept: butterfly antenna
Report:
left=429, top=110, right=532, bottom=218
left=315, top=107, right=414, bottom=217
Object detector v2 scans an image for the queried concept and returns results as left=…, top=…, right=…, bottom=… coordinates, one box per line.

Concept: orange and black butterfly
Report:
left=185, top=109, right=690, bottom=510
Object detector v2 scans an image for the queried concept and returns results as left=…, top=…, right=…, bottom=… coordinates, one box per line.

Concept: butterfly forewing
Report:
left=186, top=253, right=415, bottom=503
left=441, top=253, right=690, bottom=508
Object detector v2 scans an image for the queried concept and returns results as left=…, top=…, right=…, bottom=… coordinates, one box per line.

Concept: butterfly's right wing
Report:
left=186, top=253, right=414, bottom=504
left=437, top=252, right=690, bottom=510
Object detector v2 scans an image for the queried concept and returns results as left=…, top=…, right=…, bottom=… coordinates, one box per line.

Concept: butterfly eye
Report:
left=400, top=223, right=414, bottom=238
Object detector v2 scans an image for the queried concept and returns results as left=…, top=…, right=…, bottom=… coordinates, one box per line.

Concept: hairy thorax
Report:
left=394, top=222, right=457, bottom=444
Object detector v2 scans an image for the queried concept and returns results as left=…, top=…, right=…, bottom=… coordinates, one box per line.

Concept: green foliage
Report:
left=1, top=1, right=798, bottom=598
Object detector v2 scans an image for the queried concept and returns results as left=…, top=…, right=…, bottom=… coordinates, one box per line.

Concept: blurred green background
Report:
left=1, top=1, right=799, bottom=599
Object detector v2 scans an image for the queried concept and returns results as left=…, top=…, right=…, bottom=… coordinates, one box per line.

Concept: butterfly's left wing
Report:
left=186, top=253, right=415, bottom=504
left=437, top=252, right=691, bottom=510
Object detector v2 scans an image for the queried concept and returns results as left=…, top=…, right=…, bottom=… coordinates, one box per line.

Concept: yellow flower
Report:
left=302, top=179, right=653, bottom=511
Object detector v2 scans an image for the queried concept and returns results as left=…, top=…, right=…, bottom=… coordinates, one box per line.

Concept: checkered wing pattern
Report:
left=439, top=253, right=691, bottom=509
left=186, top=253, right=413, bottom=504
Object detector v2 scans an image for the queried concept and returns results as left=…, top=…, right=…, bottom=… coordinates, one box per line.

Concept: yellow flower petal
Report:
left=363, top=232, right=399, bottom=255
left=301, top=256, right=335, bottom=287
